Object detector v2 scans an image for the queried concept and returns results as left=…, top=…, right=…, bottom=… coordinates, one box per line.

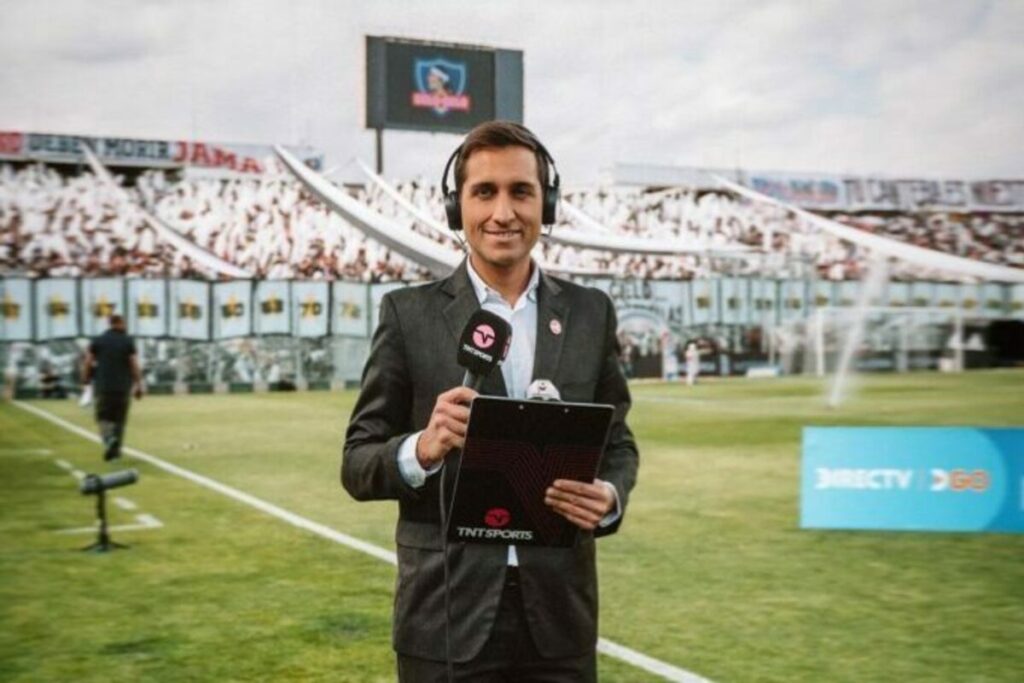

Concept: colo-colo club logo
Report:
left=814, top=467, right=991, bottom=493
left=412, top=58, right=470, bottom=116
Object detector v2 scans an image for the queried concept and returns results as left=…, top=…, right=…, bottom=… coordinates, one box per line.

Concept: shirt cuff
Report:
left=596, top=479, right=622, bottom=528
left=397, top=431, right=442, bottom=488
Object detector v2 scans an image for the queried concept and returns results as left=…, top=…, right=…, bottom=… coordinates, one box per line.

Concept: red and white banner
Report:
left=0, top=131, right=322, bottom=175
left=611, top=163, right=1024, bottom=213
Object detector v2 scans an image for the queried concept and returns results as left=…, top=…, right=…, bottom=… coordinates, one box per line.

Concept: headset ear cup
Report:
left=542, top=186, right=559, bottom=225
left=444, top=192, right=462, bottom=232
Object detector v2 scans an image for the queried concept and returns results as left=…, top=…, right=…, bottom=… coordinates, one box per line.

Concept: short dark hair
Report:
left=109, top=314, right=125, bottom=328
left=454, top=120, right=549, bottom=196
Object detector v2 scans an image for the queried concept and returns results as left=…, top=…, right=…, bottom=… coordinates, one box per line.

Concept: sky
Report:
left=2, top=0, right=1022, bottom=185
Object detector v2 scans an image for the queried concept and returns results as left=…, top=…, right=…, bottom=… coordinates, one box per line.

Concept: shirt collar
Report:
left=466, top=258, right=540, bottom=307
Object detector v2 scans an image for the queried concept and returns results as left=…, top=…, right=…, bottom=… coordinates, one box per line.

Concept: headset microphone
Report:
left=457, top=309, right=512, bottom=390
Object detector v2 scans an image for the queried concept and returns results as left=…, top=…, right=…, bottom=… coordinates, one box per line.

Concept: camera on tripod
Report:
left=80, top=468, right=139, bottom=552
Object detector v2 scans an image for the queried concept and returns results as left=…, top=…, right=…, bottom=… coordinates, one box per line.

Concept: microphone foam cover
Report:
left=457, top=309, right=512, bottom=378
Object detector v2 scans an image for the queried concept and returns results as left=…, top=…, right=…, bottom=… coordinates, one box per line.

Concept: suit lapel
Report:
left=441, top=260, right=508, bottom=396
left=532, top=271, right=569, bottom=384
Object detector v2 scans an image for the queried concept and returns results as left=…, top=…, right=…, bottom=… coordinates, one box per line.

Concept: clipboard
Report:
left=445, top=396, right=615, bottom=547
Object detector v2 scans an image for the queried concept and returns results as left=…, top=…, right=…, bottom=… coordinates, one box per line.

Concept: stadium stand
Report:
left=3, top=154, right=1023, bottom=397
left=4, top=159, right=1022, bottom=283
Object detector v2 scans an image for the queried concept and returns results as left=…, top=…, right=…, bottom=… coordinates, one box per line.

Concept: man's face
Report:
left=459, top=145, right=542, bottom=276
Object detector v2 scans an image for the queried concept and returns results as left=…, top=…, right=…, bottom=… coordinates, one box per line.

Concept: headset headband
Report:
left=440, top=128, right=560, bottom=231
left=440, top=139, right=560, bottom=198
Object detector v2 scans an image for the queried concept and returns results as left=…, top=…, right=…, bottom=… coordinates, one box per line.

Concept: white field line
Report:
left=13, top=400, right=712, bottom=683
left=14, top=401, right=397, bottom=566
left=0, top=447, right=53, bottom=455
left=55, top=513, right=163, bottom=535
left=114, top=497, right=138, bottom=511
left=135, top=513, right=162, bottom=527
left=598, top=639, right=710, bottom=683
left=55, top=459, right=74, bottom=471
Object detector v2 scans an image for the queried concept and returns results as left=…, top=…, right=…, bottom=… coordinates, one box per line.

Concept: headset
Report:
left=440, top=124, right=561, bottom=231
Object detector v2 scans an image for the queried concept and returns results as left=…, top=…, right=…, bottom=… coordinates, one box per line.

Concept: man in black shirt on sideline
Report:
left=82, top=315, right=143, bottom=461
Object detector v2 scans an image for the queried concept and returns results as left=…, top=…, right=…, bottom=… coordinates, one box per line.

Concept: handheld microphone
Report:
left=457, top=309, right=512, bottom=391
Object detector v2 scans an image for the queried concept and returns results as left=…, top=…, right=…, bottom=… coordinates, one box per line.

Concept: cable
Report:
left=439, top=461, right=455, bottom=683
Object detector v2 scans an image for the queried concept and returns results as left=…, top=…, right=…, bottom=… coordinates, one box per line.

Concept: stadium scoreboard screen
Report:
left=366, top=36, right=523, bottom=134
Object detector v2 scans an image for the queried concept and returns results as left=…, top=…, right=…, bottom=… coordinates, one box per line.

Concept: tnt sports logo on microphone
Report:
left=472, top=323, right=496, bottom=350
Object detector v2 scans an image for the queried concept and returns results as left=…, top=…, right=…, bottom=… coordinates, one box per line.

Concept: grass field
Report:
left=1, top=370, right=1023, bottom=682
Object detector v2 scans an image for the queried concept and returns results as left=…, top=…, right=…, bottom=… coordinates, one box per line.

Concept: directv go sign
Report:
left=801, top=428, right=1024, bottom=533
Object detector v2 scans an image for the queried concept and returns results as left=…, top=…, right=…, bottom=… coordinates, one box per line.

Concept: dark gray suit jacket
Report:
left=342, top=260, right=639, bottom=662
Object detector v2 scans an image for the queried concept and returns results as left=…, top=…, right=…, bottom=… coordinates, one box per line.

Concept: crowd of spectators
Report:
left=2, top=162, right=1022, bottom=283
left=146, top=170, right=426, bottom=282
left=830, top=212, right=1024, bottom=272
left=0, top=164, right=426, bottom=282
left=0, top=163, right=175, bottom=278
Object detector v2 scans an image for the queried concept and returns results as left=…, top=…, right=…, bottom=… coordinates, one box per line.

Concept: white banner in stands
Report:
left=750, top=279, right=779, bottom=325
left=332, top=282, right=369, bottom=337
left=213, top=281, right=253, bottom=339
left=958, top=282, right=984, bottom=318
left=690, top=279, right=717, bottom=326
left=292, top=281, right=330, bottom=338
left=895, top=179, right=969, bottom=211
left=933, top=283, right=960, bottom=310
left=33, top=279, right=79, bottom=340
left=982, top=283, right=1008, bottom=318
left=7, top=278, right=1022, bottom=341
left=255, top=281, right=291, bottom=335
left=909, top=281, right=935, bottom=308
left=835, top=281, right=861, bottom=308
left=170, top=280, right=210, bottom=341
left=780, top=279, right=807, bottom=322
left=811, top=280, right=835, bottom=309
left=747, top=172, right=846, bottom=210
left=969, top=180, right=1024, bottom=211
left=127, top=279, right=167, bottom=337
left=1011, top=285, right=1024, bottom=319
left=369, top=282, right=407, bottom=334
left=885, top=282, right=912, bottom=308
left=720, top=278, right=748, bottom=325
left=81, top=279, right=125, bottom=337
left=649, top=280, right=688, bottom=329
left=843, top=177, right=901, bottom=211
left=1, top=278, right=33, bottom=341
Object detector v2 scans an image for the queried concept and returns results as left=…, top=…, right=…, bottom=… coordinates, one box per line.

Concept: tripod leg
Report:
left=80, top=490, right=129, bottom=552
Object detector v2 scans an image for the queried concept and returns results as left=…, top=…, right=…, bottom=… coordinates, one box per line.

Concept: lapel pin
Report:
left=549, top=319, right=562, bottom=336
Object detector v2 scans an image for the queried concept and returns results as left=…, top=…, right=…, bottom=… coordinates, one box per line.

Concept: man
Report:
left=82, top=314, right=143, bottom=461
left=343, top=121, right=639, bottom=681
left=685, top=341, right=700, bottom=386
